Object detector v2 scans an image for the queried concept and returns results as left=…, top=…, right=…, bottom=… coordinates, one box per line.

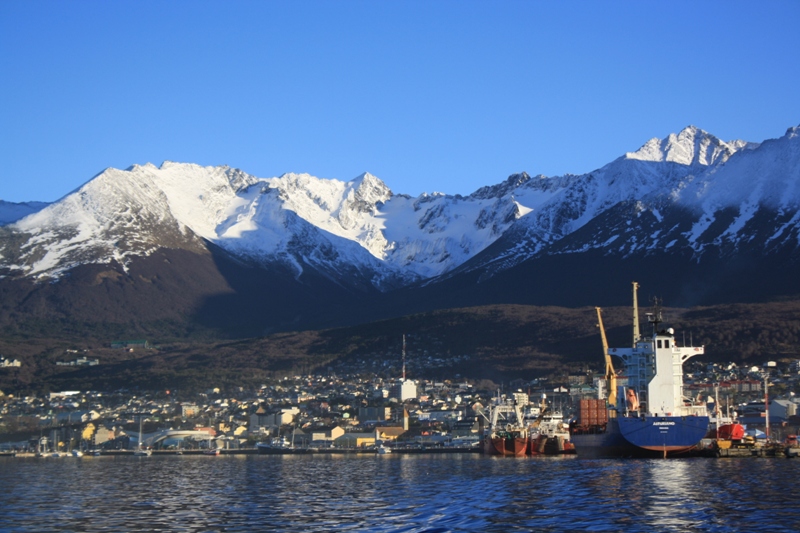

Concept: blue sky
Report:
left=1, top=1, right=798, bottom=203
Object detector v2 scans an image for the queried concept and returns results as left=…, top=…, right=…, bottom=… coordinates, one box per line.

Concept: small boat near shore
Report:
left=133, top=416, right=151, bottom=456
left=785, top=435, right=800, bottom=458
left=377, top=445, right=392, bottom=455
left=256, top=435, right=312, bottom=455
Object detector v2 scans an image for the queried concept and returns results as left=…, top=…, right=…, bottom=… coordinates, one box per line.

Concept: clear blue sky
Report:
left=1, top=1, right=798, bottom=203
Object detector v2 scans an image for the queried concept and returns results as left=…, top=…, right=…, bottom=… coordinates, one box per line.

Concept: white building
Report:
left=393, top=379, right=417, bottom=402
left=512, top=391, right=529, bottom=407
left=249, top=407, right=300, bottom=432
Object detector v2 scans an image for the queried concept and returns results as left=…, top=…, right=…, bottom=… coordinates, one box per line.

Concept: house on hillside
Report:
left=0, top=357, right=21, bottom=367
left=181, top=403, right=199, bottom=418
left=249, top=406, right=299, bottom=433
left=56, top=357, right=99, bottom=367
left=309, top=425, right=345, bottom=443
left=450, top=418, right=481, bottom=437
left=375, top=426, right=405, bottom=443
left=358, top=406, right=391, bottom=422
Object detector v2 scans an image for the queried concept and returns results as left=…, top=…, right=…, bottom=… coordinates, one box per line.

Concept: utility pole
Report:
left=401, top=334, right=406, bottom=381
left=764, top=371, right=769, bottom=441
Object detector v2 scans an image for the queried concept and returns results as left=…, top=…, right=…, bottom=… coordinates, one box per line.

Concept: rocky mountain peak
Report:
left=1, top=125, right=797, bottom=297
left=625, top=125, right=737, bottom=167
left=470, top=172, right=532, bottom=199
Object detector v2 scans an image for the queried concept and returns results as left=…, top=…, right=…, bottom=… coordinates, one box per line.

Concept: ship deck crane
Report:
left=596, top=307, right=617, bottom=408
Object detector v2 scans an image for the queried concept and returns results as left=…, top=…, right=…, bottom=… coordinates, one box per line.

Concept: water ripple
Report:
left=1, top=455, right=798, bottom=532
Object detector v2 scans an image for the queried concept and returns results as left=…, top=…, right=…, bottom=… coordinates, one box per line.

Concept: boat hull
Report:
left=713, top=423, right=745, bottom=441
left=256, top=443, right=311, bottom=455
left=483, top=436, right=527, bottom=457
left=529, top=435, right=576, bottom=455
left=571, top=416, right=709, bottom=458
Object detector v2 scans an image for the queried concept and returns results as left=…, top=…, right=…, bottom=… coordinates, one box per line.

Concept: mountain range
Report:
left=1, top=124, right=799, bottom=342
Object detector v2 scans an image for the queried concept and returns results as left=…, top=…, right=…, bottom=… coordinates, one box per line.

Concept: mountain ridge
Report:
left=1, top=124, right=800, bottom=392
left=0, top=124, right=799, bottom=340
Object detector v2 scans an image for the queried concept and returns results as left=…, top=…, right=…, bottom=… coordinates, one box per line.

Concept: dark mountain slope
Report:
left=0, top=244, right=388, bottom=342
left=3, top=300, right=799, bottom=394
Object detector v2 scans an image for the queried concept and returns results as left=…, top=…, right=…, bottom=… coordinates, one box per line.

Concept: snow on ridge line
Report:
left=3, top=124, right=799, bottom=284
left=624, top=125, right=738, bottom=167
left=2, top=161, right=521, bottom=281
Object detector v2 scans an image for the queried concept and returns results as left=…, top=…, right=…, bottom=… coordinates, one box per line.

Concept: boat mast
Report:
left=632, top=282, right=640, bottom=346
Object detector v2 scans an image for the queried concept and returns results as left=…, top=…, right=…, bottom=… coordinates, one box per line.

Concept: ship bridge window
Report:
left=657, top=340, right=662, bottom=349
left=664, top=339, right=670, bottom=348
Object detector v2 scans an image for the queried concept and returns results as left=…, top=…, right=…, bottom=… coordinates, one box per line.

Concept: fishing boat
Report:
left=483, top=395, right=528, bottom=457
left=528, top=405, right=576, bottom=455
left=705, top=383, right=745, bottom=449
left=570, top=283, right=709, bottom=458
left=256, top=431, right=311, bottom=455
left=202, top=433, right=222, bottom=455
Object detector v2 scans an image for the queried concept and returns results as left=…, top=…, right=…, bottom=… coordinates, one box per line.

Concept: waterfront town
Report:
left=1, top=354, right=799, bottom=455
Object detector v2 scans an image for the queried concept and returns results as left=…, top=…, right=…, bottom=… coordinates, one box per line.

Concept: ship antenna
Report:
left=632, top=281, right=640, bottom=346
left=646, top=296, right=663, bottom=336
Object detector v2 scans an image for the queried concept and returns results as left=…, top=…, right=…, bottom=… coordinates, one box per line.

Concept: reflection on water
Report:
left=1, top=455, right=798, bottom=532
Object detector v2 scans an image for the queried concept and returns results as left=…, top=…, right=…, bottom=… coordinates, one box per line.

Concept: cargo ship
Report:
left=570, top=283, right=709, bottom=458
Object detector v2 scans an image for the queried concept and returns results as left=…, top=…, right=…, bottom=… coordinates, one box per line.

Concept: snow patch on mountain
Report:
left=2, top=124, right=798, bottom=288
left=0, top=162, right=526, bottom=285
left=625, top=125, right=737, bottom=167
left=449, top=125, right=800, bottom=279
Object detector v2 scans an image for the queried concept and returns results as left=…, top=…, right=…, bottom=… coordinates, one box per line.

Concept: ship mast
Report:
left=646, top=297, right=663, bottom=337
left=632, top=281, right=640, bottom=346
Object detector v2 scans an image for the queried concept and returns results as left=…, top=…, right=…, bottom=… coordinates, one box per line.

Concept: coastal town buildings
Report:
left=1, top=359, right=799, bottom=453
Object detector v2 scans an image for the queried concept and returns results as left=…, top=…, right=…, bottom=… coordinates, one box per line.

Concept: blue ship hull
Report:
left=571, top=416, right=709, bottom=458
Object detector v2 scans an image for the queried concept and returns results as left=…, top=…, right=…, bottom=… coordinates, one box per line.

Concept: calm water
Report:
left=1, top=454, right=798, bottom=532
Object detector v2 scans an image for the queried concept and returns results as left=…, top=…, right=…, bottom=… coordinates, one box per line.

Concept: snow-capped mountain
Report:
left=450, top=125, right=799, bottom=281
left=0, top=124, right=798, bottom=332
left=0, top=162, right=527, bottom=289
